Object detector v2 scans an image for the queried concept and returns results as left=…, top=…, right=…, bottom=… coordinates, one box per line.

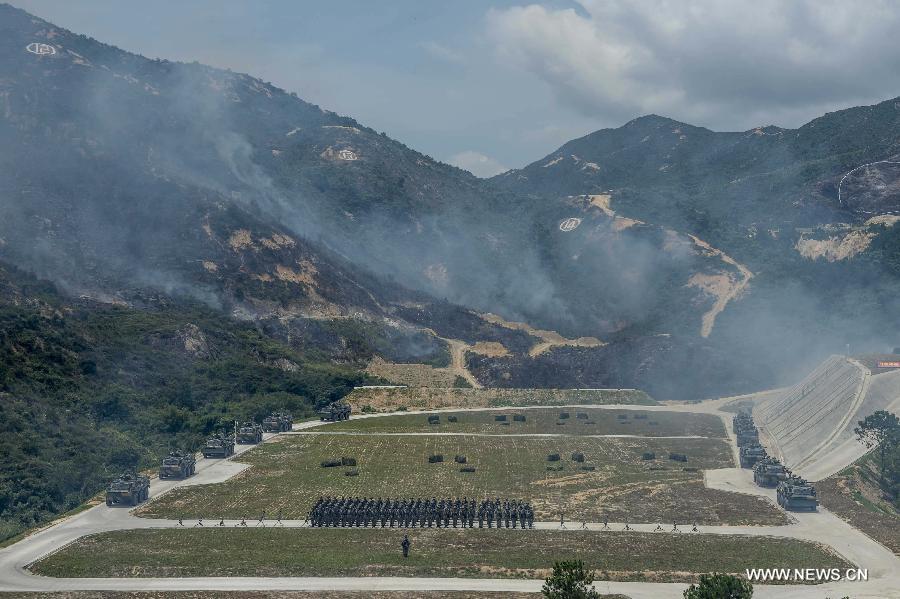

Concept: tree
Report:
left=542, top=560, right=599, bottom=599
left=683, top=573, right=753, bottom=599
left=855, top=410, right=900, bottom=487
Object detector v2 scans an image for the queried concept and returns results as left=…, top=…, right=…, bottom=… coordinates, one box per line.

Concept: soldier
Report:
left=257, top=511, right=266, bottom=527
left=195, top=517, right=204, bottom=527
left=602, top=517, right=609, bottom=530
left=559, top=512, right=566, bottom=529
left=177, top=516, right=184, bottom=527
left=654, top=523, right=664, bottom=532
left=691, top=522, right=699, bottom=533
left=238, top=517, right=247, bottom=527
left=623, top=520, right=632, bottom=531
left=671, top=521, right=678, bottom=532
left=275, top=511, right=283, bottom=526
left=401, top=534, right=411, bottom=558
left=218, top=517, right=226, bottom=527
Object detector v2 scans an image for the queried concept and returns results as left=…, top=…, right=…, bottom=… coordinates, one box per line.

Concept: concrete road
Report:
left=1, top=401, right=898, bottom=598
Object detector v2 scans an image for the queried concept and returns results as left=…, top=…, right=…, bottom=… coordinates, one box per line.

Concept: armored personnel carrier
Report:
left=202, top=434, right=235, bottom=458
left=753, top=457, right=788, bottom=487
left=159, top=450, right=196, bottom=479
left=106, top=472, right=150, bottom=506
left=735, top=424, right=760, bottom=447
left=739, top=443, right=767, bottom=468
left=263, top=412, right=293, bottom=432
left=318, top=402, right=351, bottom=421
left=237, top=421, right=264, bottom=444
left=732, top=412, right=753, bottom=433
left=777, top=476, right=818, bottom=511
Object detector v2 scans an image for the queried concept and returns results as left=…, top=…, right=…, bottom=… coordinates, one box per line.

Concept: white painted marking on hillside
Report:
left=837, top=160, right=900, bottom=208
left=26, top=42, right=56, bottom=56
left=559, top=217, right=582, bottom=232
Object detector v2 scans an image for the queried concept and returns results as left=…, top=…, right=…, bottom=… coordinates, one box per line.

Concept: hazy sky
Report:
left=11, top=1, right=900, bottom=176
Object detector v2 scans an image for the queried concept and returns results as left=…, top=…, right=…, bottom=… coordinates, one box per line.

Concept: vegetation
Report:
left=682, top=573, right=752, bottom=598
left=0, top=594, right=551, bottom=599
left=139, top=433, right=786, bottom=525
left=328, top=408, right=726, bottom=438
left=542, top=560, right=600, bottom=598
left=30, top=528, right=849, bottom=583
left=854, top=410, right=900, bottom=493
left=0, top=264, right=370, bottom=542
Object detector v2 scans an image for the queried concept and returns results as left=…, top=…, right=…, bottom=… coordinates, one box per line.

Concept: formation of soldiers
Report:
left=308, top=496, right=535, bottom=529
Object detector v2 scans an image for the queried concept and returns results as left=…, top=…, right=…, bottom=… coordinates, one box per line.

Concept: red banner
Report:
left=877, top=361, right=900, bottom=368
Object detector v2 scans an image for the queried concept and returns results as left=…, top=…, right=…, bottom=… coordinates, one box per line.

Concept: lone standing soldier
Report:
left=401, top=534, right=411, bottom=558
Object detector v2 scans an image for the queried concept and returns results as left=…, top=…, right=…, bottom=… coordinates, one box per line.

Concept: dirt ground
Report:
left=345, top=387, right=654, bottom=412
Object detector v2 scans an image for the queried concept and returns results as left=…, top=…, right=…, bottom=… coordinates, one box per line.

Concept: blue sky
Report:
left=11, top=1, right=900, bottom=176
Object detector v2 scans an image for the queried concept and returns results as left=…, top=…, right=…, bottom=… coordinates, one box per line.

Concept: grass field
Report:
left=30, top=528, right=849, bottom=584
left=346, top=387, right=655, bottom=412
left=328, top=408, right=726, bottom=438
left=139, top=434, right=785, bottom=525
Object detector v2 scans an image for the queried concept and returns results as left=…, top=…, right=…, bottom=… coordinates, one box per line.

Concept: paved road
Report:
left=1, top=401, right=898, bottom=598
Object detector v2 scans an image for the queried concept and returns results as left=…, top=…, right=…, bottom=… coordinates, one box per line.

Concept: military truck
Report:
left=237, top=421, right=264, bottom=444
left=159, top=450, right=196, bottom=479
left=106, top=472, right=150, bottom=506
left=318, top=402, right=351, bottom=421
left=263, top=412, right=293, bottom=432
left=753, top=457, right=788, bottom=487
left=202, top=434, right=235, bottom=458
left=777, top=476, right=818, bottom=511
left=739, top=443, right=767, bottom=468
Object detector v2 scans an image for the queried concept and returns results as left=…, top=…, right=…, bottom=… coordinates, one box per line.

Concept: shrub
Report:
left=580, top=465, right=596, bottom=471
left=641, top=452, right=656, bottom=460
left=633, top=413, right=648, bottom=419
left=344, top=469, right=359, bottom=477
left=447, top=415, right=458, bottom=423
left=547, top=453, right=561, bottom=461
left=576, top=412, right=588, bottom=419
left=427, top=415, right=440, bottom=425
left=669, top=453, right=688, bottom=462
left=559, top=412, right=570, bottom=419
left=341, top=457, right=357, bottom=466
left=513, top=414, right=526, bottom=422
left=455, top=455, right=467, bottom=463
left=682, top=573, right=753, bottom=599
left=541, top=560, right=599, bottom=599
left=321, top=459, right=342, bottom=468
left=494, top=414, right=507, bottom=421
left=616, top=414, right=628, bottom=420
left=571, top=452, right=585, bottom=462
left=428, top=454, right=444, bottom=463
left=459, top=466, right=476, bottom=473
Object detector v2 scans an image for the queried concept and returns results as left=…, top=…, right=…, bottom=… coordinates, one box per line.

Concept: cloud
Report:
left=447, top=150, right=509, bottom=177
left=486, top=1, right=900, bottom=130
left=420, top=40, right=464, bottom=65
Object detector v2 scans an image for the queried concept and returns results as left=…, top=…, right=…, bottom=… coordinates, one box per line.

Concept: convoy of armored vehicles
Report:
left=318, top=401, right=351, bottom=421
left=734, top=409, right=817, bottom=511
left=159, top=450, right=196, bottom=479
left=237, top=421, right=264, bottom=444
left=202, top=434, right=235, bottom=458
left=777, top=475, right=819, bottom=511
left=106, top=472, right=150, bottom=506
left=263, top=412, right=293, bottom=432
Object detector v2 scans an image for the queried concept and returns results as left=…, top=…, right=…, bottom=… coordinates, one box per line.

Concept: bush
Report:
left=513, top=414, right=526, bottom=422
left=633, top=413, right=648, bottom=420
left=547, top=453, right=561, bottom=461
left=546, top=465, right=564, bottom=472
left=576, top=412, right=588, bottom=419
left=616, top=414, right=628, bottom=420
left=341, top=457, right=357, bottom=466
left=571, top=452, right=585, bottom=462
left=559, top=412, right=570, bottom=419
left=541, top=560, right=599, bottom=599
left=580, top=465, right=596, bottom=471
left=669, top=453, right=688, bottom=462
left=494, top=414, right=507, bottom=421
left=642, top=452, right=656, bottom=460
left=344, top=469, right=359, bottom=477
left=321, top=459, right=342, bottom=468
left=447, top=415, right=458, bottom=423
left=455, top=455, right=467, bottom=463
left=459, top=466, right=476, bottom=473
left=428, top=454, right=444, bottom=463
left=427, top=415, right=440, bottom=425
left=683, top=573, right=753, bottom=599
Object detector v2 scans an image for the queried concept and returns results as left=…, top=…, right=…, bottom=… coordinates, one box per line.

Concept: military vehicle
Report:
left=739, top=443, right=767, bottom=468
left=735, top=423, right=760, bottom=447
left=753, top=457, right=788, bottom=487
left=237, top=421, right=264, bottom=444
left=318, top=402, right=351, bottom=421
left=106, top=472, right=150, bottom=506
left=777, top=476, right=818, bottom=511
left=202, top=434, right=235, bottom=458
left=732, top=411, right=753, bottom=433
left=159, top=450, right=196, bottom=479
left=262, top=412, right=293, bottom=432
